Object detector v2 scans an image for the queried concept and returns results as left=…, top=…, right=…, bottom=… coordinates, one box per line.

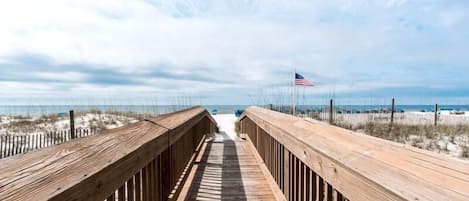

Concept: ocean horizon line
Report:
left=1, top=104, right=468, bottom=117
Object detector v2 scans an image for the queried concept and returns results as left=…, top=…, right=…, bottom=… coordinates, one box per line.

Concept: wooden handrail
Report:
left=238, top=106, right=469, bottom=201
left=0, top=106, right=217, bottom=201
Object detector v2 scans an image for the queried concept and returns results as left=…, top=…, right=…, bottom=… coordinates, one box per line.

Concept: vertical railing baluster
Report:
left=135, top=171, right=142, bottom=201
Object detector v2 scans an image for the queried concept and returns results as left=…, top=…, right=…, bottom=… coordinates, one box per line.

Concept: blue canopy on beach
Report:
left=235, top=110, right=244, bottom=117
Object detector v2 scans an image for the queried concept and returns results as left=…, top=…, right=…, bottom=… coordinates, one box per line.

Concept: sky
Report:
left=0, top=0, right=468, bottom=105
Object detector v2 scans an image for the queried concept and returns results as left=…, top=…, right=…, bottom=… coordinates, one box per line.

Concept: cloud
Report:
left=386, top=0, right=408, bottom=7
left=0, top=0, right=468, bottom=104
left=37, top=72, right=89, bottom=82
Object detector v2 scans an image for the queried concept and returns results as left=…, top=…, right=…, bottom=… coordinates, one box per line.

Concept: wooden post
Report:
left=390, top=98, right=395, bottom=128
left=70, top=110, right=75, bottom=139
left=434, top=104, right=438, bottom=126
left=0, top=135, right=2, bottom=159
left=329, top=99, right=334, bottom=125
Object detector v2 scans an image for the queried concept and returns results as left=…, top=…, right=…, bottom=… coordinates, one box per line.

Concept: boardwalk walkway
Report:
left=1, top=108, right=467, bottom=201
left=176, top=115, right=277, bottom=201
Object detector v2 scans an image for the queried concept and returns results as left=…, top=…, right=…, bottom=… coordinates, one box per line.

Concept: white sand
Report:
left=212, top=114, right=238, bottom=140
left=0, top=113, right=140, bottom=135
left=302, top=112, right=469, bottom=159
left=302, top=112, right=469, bottom=126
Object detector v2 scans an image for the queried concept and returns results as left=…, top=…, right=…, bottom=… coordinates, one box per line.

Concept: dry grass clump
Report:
left=461, top=145, right=469, bottom=158
left=1, top=109, right=143, bottom=135
left=352, top=123, right=469, bottom=140
left=1, top=113, right=65, bottom=133
left=336, top=122, right=469, bottom=159
left=308, top=113, right=322, bottom=121
left=372, top=116, right=391, bottom=121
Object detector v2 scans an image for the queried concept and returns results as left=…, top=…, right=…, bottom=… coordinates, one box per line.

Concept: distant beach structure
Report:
left=211, top=109, right=218, bottom=115
left=234, top=109, right=244, bottom=117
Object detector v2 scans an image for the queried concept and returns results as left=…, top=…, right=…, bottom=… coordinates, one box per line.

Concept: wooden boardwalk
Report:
left=176, top=131, right=278, bottom=201
left=2, top=107, right=467, bottom=201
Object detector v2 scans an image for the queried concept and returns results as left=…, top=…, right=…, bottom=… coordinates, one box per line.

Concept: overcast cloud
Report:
left=0, top=0, right=468, bottom=105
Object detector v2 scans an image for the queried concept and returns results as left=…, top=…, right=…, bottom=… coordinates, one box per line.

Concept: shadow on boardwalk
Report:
left=180, top=130, right=276, bottom=200
left=184, top=131, right=247, bottom=200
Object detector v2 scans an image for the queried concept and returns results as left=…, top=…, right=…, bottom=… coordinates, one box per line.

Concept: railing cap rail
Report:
left=0, top=106, right=216, bottom=201
left=241, top=106, right=469, bottom=201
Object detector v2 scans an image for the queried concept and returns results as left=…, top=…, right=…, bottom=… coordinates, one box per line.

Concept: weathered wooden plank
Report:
left=135, top=171, right=142, bottom=201
left=0, top=107, right=216, bottom=201
left=239, top=106, right=469, bottom=201
left=106, top=192, right=115, bottom=201
left=284, top=149, right=290, bottom=200
left=177, top=131, right=279, bottom=200
left=142, top=163, right=149, bottom=201
left=117, top=185, right=125, bottom=201
left=245, top=130, right=288, bottom=201
left=126, top=177, right=134, bottom=201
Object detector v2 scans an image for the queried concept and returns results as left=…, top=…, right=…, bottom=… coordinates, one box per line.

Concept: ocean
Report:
left=0, top=105, right=468, bottom=117
left=0, top=105, right=250, bottom=117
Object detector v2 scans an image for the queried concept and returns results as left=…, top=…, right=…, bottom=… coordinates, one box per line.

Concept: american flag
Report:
left=295, top=73, right=314, bottom=86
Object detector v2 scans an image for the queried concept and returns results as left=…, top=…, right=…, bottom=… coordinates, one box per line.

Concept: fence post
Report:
left=390, top=98, right=395, bottom=128
left=329, top=99, right=334, bottom=125
left=70, top=110, right=75, bottom=139
left=434, top=104, right=438, bottom=126
left=0, top=135, right=3, bottom=159
left=268, top=104, right=273, bottom=110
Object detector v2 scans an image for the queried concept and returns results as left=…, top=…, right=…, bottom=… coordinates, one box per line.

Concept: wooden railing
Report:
left=238, top=106, right=469, bottom=201
left=0, top=106, right=216, bottom=201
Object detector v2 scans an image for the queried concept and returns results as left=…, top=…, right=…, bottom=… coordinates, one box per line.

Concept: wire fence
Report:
left=267, top=98, right=469, bottom=159
left=0, top=104, right=198, bottom=160
left=0, top=128, right=100, bottom=159
left=268, top=99, right=469, bottom=127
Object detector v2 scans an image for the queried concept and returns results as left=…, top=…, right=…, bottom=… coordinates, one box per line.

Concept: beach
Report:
left=1, top=108, right=468, bottom=160
left=211, top=113, right=238, bottom=140
left=302, top=111, right=469, bottom=159
left=327, top=111, right=469, bottom=126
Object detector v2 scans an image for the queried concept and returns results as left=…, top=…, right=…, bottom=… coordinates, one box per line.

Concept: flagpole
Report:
left=291, top=69, right=293, bottom=115
left=293, top=69, right=296, bottom=116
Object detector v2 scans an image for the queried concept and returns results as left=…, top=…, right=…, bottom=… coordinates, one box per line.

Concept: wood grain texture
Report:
left=0, top=106, right=216, bottom=201
left=239, top=106, right=469, bottom=201
left=244, top=131, right=288, bottom=201
left=176, top=131, right=278, bottom=200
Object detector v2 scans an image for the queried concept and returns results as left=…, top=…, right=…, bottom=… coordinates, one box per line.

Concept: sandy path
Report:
left=212, top=114, right=238, bottom=140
